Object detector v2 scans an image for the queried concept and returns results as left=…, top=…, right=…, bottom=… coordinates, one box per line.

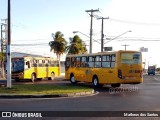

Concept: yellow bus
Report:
left=65, top=50, right=143, bottom=87
left=11, top=56, right=60, bottom=82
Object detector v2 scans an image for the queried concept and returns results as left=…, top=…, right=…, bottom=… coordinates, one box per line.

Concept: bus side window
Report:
left=65, top=57, right=70, bottom=68
left=71, top=57, right=75, bottom=67
left=111, top=54, right=116, bottom=68
left=88, top=56, right=94, bottom=68
left=95, top=55, right=101, bottom=68
left=81, top=56, right=87, bottom=67
left=33, top=60, right=37, bottom=67
left=76, top=57, right=81, bottom=67
left=102, top=55, right=110, bottom=68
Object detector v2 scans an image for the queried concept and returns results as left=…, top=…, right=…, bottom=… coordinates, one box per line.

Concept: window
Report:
left=102, top=55, right=110, bottom=68
left=38, top=60, right=43, bottom=67
left=51, top=60, right=55, bottom=67
left=65, top=57, right=70, bottom=68
left=88, top=56, right=94, bottom=67
left=81, top=56, right=87, bottom=67
left=121, top=53, right=141, bottom=64
left=71, top=57, right=76, bottom=67
left=111, top=54, right=116, bottom=68
left=54, top=60, right=59, bottom=67
left=32, top=59, right=38, bottom=67
left=95, top=55, right=101, bottom=68
left=45, top=60, right=49, bottom=67
left=102, top=54, right=116, bottom=68
left=76, top=57, right=81, bottom=67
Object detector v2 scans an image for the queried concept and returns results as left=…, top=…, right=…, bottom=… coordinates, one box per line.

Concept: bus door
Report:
left=85, top=56, right=95, bottom=82
left=45, top=60, right=49, bottom=78
left=74, top=57, right=83, bottom=81
left=79, top=56, right=88, bottom=82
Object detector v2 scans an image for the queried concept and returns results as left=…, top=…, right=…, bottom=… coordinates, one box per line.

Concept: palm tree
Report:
left=49, top=31, right=67, bottom=65
left=0, top=52, right=5, bottom=78
left=67, top=35, right=87, bottom=54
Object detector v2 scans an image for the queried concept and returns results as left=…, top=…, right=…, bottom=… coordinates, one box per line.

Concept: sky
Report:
left=1, top=0, right=160, bottom=67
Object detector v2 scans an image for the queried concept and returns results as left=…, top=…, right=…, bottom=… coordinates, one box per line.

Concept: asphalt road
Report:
left=0, top=75, right=160, bottom=120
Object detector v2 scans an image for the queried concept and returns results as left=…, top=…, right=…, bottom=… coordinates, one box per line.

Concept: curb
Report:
left=0, top=90, right=96, bottom=99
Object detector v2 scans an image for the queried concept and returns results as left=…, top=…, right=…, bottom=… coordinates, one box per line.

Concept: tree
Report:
left=49, top=31, right=67, bottom=65
left=0, top=52, right=6, bottom=78
left=66, top=35, right=87, bottom=54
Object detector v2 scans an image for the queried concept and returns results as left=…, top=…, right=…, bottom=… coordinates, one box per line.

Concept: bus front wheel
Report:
left=31, top=73, right=36, bottom=82
left=70, top=74, right=76, bottom=84
left=51, top=72, right=55, bottom=80
left=92, top=76, right=102, bottom=87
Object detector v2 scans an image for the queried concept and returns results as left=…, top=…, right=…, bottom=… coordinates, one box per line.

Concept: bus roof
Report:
left=66, top=50, right=141, bottom=57
left=12, top=56, right=57, bottom=60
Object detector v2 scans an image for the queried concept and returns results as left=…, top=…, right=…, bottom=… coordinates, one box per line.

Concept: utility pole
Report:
left=122, top=44, right=129, bottom=50
left=97, top=17, right=109, bottom=52
left=7, top=0, right=11, bottom=88
left=85, top=9, right=99, bottom=53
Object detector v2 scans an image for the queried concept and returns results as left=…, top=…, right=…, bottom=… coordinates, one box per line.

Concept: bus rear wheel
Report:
left=31, top=73, right=36, bottom=82
left=111, top=83, right=121, bottom=88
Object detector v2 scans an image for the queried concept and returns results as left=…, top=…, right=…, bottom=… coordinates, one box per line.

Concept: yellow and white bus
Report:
left=65, top=50, right=143, bottom=87
left=11, top=56, right=60, bottom=82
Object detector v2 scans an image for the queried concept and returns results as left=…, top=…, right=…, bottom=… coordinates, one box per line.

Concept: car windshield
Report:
left=12, top=58, right=24, bottom=72
left=121, top=52, right=141, bottom=64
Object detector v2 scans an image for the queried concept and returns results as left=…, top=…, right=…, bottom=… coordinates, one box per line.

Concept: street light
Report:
left=73, top=31, right=101, bottom=44
left=73, top=31, right=101, bottom=53
left=73, top=31, right=90, bottom=38
left=104, top=30, right=132, bottom=44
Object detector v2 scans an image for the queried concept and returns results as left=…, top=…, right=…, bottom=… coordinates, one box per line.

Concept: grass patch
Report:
left=0, top=84, right=93, bottom=95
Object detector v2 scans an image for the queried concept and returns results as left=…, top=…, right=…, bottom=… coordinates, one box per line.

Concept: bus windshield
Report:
left=121, top=52, right=141, bottom=64
left=12, top=58, right=24, bottom=72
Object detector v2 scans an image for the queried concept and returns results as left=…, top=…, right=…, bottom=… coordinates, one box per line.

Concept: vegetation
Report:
left=49, top=31, right=87, bottom=57
left=66, top=35, right=87, bottom=54
left=0, top=52, right=6, bottom=78
left=0, top=84, right=93, bottom=95
left=156, top=67, right=160, bottom=72
left=49, top=31, right=68, bottom=64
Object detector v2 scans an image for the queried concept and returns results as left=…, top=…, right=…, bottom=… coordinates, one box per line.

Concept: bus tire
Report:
left=51, top=72, right=55, bottom=80
left=70, top=74, right=76, bottom=84
left=92, top=76, right=102, bottom=87
left=111, top=83, right=121, bottom=88
left=31, top=73, right=36, bottom=82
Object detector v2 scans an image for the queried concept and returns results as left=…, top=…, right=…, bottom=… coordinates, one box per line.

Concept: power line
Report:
left=118, top=39, right=160, bottom=42
left=11, top=43, right=48, bottom=46
left=108, top=18, right=160, bottom=26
